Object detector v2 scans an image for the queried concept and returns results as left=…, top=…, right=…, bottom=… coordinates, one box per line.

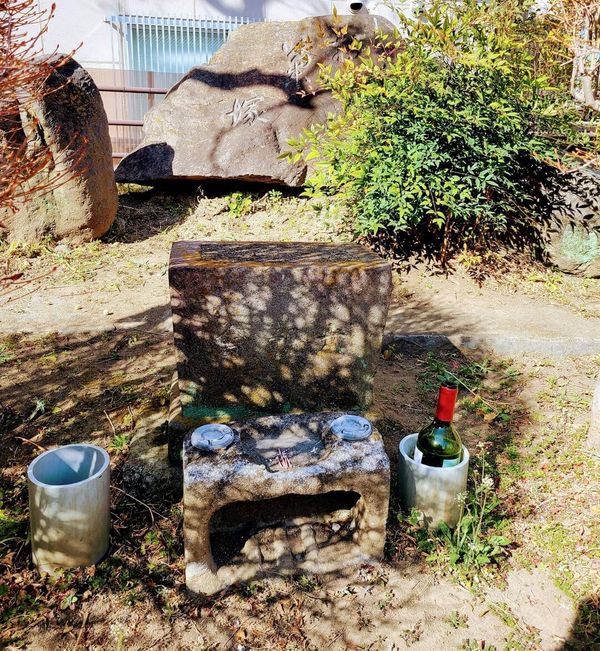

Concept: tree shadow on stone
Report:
left=169, top=241, right=391, bottom=420
left=170, top=68, right=322, bottom=109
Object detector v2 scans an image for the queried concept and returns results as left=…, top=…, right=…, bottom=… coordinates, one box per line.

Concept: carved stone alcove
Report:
left=183, top=413, right=390, bottom=595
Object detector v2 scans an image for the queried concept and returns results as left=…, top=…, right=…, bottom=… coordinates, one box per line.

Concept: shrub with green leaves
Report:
left=226, top=191, right=253, bottom=218
left=289, top=0, right=589, bottom=264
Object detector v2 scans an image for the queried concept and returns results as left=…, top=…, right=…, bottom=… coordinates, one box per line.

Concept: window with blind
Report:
left=108, top=15, right=255, bottom=74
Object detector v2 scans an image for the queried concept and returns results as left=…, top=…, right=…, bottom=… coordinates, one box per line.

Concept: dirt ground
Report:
left=1, top=185, right=599, bottom=346
left=0, top=187, right=599, bottom=650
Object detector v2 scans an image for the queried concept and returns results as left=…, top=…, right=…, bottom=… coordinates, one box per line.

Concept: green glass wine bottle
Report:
left=414, top=381, right=463, bottom=468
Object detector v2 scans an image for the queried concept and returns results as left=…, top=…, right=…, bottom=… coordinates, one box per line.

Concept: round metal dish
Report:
left=191, top=424, right=235, bottom=451
left=330, top=415, right=372, bottom=441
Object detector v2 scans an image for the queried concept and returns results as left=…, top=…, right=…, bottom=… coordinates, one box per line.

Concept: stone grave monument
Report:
left=168, top=241, right=392, bottom=594
left=115, top=15, right=395, bottom=187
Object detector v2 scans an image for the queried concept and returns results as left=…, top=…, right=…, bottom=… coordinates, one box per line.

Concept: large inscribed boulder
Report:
left=115, top=15, right=394, bottom=187
left=2, top=57, right=117, bottom=243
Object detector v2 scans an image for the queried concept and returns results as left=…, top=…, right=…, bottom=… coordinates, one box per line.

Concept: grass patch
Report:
left=445, top=610, right=468, bottom=629
left=0, top=344, right=15, bottom=365
left=501, top=267, right=600, bottom=319
left=0, top=488, right=26, bottom=551
left=226, top=191, right=254, bottom=217
left=0, top=483, right=186, bottom=647
left=399, top=447, right=512, bottom=586
left=488, top=601, right=541, bottom=650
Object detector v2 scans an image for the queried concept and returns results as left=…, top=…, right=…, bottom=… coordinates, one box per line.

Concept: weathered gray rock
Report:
left=2, top=57, right=117, bottom=243
left=183, top=412, right=390, bottom=595
left=122, top=411, right=182, bottom=503
left=115, top=15, right=394, bottom=187
left=545, top=167, right=600, bottom=278
left=168, top=241, right=392, bottom=426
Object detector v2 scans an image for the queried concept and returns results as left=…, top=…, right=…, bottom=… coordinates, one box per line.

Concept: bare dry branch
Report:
left=552, top=1, right=600, bottom=111
left=0, top=0, right=78, bottom=219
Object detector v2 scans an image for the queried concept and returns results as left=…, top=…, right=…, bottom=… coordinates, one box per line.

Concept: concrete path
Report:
left=387, top=269, right=600, bottom=355
left=2, top=257, right=599, bottom=356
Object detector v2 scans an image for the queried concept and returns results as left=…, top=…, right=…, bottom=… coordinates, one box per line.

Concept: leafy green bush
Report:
left=289, top=0, right=589, bottom=264
left=226, top=191, right=253, bottom=217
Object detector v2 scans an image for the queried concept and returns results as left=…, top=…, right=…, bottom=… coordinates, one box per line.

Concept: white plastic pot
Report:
left=28, top=444, right=110, bottom=573
left=398, top=434, right=469, bottom=528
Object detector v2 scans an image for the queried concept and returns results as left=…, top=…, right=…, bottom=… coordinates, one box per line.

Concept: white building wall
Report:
left=36, top=1, right=409, bottom=69
left=32, top=0, right=414, bottom=159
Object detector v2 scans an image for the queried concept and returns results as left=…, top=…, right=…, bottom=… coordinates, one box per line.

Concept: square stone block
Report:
left=183, top=413, right=390, bottom=595
left=169, top=241, right=392, bottom=419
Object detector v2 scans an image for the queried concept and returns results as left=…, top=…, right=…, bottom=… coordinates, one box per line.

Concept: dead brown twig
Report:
left=110, top=485, right=169, bottom=522
left=0, top=267, right=57, bottom=302
left=103, top=409, right=116, bottom=436
left=13, top=436, right=48, bottom=452
left=71, top=608, right=90, bottom=651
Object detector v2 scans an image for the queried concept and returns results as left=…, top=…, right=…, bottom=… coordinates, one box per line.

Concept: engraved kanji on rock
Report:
left=115, top=15, right=395, bottom=187
left=226, top=96, right=266, bottom=127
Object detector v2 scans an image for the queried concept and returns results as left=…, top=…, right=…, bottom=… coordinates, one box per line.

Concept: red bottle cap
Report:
left=435, top=383, right=458, bottom=422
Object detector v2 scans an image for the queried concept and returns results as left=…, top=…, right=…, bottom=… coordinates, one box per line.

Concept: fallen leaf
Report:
left=234, top=628, right=248, bottom=644
left=1, top=552, right=15, bottom=566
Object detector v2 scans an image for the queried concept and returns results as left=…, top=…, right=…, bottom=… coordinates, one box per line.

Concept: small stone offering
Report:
left=183, top=413, right=390, bottom=595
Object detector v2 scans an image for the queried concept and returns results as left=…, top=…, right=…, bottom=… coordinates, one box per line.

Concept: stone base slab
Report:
left=183, top=412, right=390, bottom=595
left=123, top=410, right=182, bottom=503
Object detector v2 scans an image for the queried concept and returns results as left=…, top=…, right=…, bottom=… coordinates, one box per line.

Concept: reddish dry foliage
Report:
left=0, top=1, right=75, bottom=219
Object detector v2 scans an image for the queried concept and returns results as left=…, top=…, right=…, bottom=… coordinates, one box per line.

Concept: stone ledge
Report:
left=383, top=333, right=600, bottom=357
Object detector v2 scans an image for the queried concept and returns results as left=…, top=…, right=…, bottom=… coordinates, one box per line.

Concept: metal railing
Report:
left=97, top=84, right=167, bottom=157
